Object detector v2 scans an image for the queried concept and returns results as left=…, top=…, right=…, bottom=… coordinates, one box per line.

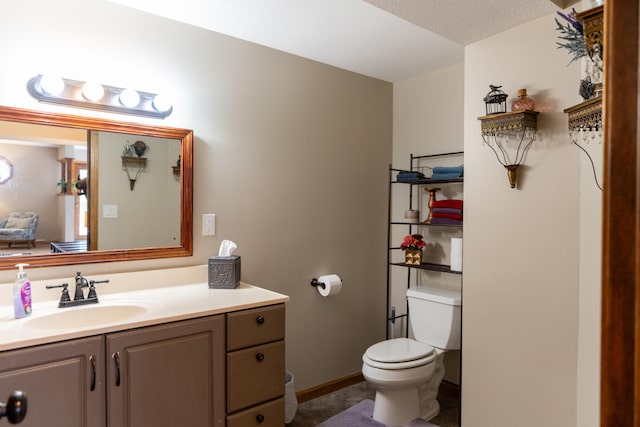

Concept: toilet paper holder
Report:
left=310, top=278, right=326, bottom=289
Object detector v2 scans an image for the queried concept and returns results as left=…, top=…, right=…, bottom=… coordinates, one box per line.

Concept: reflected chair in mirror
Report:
left=0, top=212, right=39, bottom=248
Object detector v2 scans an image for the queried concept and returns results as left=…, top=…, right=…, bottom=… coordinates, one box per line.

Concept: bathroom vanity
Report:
left=0, top=266, right=289, bottom=427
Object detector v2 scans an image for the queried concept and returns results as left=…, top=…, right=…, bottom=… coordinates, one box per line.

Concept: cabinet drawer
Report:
left=227, top=304, right=285, bottom=350
left=227, top=340, right=285, bottom=412
left=226, top=398, right=284, bottom=427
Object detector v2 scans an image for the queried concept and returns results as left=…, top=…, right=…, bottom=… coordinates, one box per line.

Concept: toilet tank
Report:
left=407, top=286, right=461, bottom=350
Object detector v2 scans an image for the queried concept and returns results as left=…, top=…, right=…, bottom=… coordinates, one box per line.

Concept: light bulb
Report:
left=119, top=88, right=140, bottom=108
left=152, top=94, right=172, bottom=113
left=39, top=75, right=64, bottom=95
left=82, top=81, right=104, bottom=101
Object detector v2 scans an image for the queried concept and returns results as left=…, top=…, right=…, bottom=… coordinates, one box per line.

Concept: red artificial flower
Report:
left=400, top=234, right=426, bottom=250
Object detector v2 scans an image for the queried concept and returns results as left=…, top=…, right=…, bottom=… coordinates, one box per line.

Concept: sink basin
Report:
left=24, top=303, right=151, bottom=330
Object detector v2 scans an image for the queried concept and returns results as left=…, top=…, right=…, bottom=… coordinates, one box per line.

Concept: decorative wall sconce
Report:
left=27, top=75, right=172, bottom=119
left=564, top=96, right=603, bottom=190
left=122, top=141, right=147, bottom=190
left=562, top=6, right=604, bottom=191
left=478, top=110, right=539, bottom=189
left=172, top=155, right=181, bottom=180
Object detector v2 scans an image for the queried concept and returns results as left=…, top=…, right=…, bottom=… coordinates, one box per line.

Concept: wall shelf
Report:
left=564, top=95, right=602, bottom=131
left=477, top=110, right=539, bottom=136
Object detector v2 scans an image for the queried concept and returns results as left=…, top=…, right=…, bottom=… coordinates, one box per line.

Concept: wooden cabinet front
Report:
left=226, top=397, right=285, bottom=427
left=0, top=304, right=285, bottom=426
left=227, top=304, right=285, bottom=351
left=226, top=304, right=286, bottom=422
left=106, top=315, right=225, bottom=427
left=227, top=340, right=285, bottom=412
left=0, top=336, right=104, bottom=427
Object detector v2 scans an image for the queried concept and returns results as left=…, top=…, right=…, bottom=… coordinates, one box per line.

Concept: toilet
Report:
left=362, top=286, right=461, bottom=427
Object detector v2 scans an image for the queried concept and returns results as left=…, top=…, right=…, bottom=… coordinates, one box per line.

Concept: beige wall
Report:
left=0, top=143, right=60, bottom=241
left=462, top=14, right=582, bottom=427
left=0, top=0, right=391, bottom=391
left=96, top=133, right=181, bottom=250
left=392, top=63, right=465, bottom=384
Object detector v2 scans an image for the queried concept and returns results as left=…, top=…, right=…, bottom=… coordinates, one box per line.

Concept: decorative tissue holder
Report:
left=208, top=256, right=241, bottom=289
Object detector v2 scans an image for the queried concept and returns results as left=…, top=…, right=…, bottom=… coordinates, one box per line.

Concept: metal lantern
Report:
left=483, top=84, right=508, bottom=115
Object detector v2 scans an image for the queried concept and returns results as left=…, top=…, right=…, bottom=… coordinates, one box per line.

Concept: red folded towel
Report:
left=432, top=199, right=463, bottom=210
left=431, top=213, right=463, bottom=221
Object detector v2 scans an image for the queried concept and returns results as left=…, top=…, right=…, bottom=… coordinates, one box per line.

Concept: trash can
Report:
left=284, top=371, right=298, bottom=423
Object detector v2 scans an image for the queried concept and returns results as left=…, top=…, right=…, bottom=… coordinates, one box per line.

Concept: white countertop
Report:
left=0, top=265, right=289, bottom=351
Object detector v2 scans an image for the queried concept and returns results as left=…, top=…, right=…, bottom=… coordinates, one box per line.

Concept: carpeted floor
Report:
left=287, top=380, right=459, bottom=427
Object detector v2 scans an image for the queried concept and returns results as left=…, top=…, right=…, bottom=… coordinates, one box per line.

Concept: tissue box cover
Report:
left=208, top=256, right=241, bottom=289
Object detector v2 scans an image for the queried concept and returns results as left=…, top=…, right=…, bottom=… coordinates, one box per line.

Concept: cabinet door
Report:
left=106, top=316, right=225, bottom=427
left=0, top=336, right=105, bottom=427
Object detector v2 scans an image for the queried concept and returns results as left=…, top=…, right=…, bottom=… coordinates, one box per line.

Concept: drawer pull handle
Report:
left=256, top=315, right=265, bottom=325
left=256, top=414, right=265, bottom=423
left=256, top=352, right=265, bottom=362
left=112, top=352, right=121, bottom=387
left=90, top=355, right=97, bottom=391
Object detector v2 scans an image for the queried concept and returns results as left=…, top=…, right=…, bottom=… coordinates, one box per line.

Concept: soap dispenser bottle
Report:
left=13, top=263, right=32, bottom=319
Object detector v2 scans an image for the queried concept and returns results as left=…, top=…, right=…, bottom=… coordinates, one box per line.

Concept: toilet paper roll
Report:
left=450, top=238, right=463, bottom=272
left=317, top=274, right=342, bottom=297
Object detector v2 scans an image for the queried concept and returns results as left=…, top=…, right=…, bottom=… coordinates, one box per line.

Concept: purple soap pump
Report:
left=13, top=263, right=32, bottom=319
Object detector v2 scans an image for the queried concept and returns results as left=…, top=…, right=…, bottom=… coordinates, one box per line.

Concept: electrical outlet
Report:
left=203, top=214, right=216, bottom=236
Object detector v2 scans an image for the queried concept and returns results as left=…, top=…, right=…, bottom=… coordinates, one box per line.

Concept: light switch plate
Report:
left=103, top=205, right=118, bottom=218
left=203, top=214, right=216, bottom=236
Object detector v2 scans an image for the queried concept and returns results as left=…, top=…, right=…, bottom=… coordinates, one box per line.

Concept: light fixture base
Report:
left=27, top=75, right=172, bottom=119
left=505, top=165, right=519, bottom=189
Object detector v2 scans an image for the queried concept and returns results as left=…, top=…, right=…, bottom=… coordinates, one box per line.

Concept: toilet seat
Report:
left=363, top=338, right=436, bottom=370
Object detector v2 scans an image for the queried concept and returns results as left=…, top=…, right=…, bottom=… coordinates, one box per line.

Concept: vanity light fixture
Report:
left=39, top=75, right=64, bottom=96
left=119, top=88, right=140, bottom=108
left=82, top=81, right=104, bottom=102
left=27, top=75, right=173, bottom=119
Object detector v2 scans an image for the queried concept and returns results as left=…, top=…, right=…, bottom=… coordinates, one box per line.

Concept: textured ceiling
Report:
left=364, top=0, right=559, bottom=45
left=107, top=0, right=564, bottom=82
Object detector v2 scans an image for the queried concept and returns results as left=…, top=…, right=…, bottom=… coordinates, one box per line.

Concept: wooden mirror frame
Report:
left=0, top=105, right=193, bottom=269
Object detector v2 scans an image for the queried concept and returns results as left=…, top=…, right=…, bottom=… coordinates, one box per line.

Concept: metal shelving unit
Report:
left=386, top=152, right=464, bottom=339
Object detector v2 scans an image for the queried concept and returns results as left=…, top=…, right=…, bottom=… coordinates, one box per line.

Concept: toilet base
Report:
left=418, top=351, right=445, bottom=420
left=372, top=386, right=421, bottom=427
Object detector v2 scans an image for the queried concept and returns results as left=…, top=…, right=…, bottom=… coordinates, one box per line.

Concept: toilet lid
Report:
left=365, top=338, right=435, bottom=363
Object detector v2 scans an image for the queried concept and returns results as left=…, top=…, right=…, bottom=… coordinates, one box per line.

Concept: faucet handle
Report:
left=87, top=279, right=109, bottom=300
left=46, top=283, right=71, bottom=305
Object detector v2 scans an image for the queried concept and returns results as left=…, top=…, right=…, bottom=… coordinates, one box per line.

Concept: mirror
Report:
left=0, top=105, right=193, bottom=270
